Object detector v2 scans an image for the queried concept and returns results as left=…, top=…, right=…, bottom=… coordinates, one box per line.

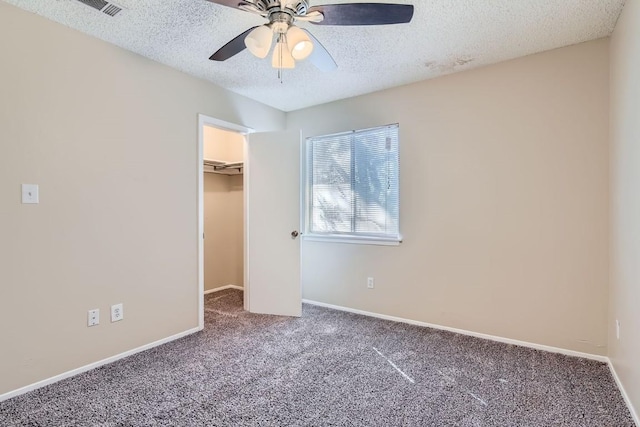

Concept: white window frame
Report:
left=303, top=124, right=401, bottom=246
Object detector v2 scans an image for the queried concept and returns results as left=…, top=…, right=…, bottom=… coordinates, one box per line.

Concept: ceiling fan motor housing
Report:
left=243, top=0, right=309, bottom=18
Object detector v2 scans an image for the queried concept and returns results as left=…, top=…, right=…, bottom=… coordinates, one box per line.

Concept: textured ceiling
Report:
left=5, top=0, right=625, bottom=111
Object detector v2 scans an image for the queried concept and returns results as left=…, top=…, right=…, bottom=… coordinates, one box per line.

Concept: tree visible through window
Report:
left=306, top=124, right=400, bottom=242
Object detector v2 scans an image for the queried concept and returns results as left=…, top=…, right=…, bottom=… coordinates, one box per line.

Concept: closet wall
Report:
left=203, top=126, right=244, bottom=292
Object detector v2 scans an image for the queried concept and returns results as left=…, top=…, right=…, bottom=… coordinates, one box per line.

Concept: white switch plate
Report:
left=21, top=184, right=39, bottom=204
left=111, top=303, right=124, bottom=322
left=616, top=319, right=620, bottom=340
left=88, top=309, right=100, bottom=327
left=367, top=277, right=375, bottom=289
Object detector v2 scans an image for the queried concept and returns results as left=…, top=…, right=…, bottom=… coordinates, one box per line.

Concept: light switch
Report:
left=22, top=184, right=39, bottom=204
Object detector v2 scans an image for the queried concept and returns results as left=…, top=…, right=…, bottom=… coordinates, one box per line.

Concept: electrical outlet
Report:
left=88, top=309, right=99, bottom=327
left=111, top=303, right=124, bottom=322
left=367, top=277, right=375, bottom=289
left=616, top=319, right=620, bottom=340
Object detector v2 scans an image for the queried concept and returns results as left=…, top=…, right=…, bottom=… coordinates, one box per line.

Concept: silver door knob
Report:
left=291, top=230, right=299, bottom=239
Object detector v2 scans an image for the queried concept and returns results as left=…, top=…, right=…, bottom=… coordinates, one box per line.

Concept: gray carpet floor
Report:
left=0, top=289, right=635, bottom=426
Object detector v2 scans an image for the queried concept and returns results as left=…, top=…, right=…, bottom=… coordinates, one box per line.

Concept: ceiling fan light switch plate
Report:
left=22, top=184, right=39, bottom=204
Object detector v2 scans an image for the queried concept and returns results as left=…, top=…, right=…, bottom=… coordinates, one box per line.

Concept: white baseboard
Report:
left=204, top=284, right=244, bottom=295
left=0, top=326, right=202, bottom=403
left=302, top=299, right=608, bottom=363
left=608, top=360, right=640, bottom=426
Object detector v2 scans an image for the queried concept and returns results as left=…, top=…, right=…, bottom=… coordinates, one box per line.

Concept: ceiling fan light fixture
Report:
left=286, top=26, right=313, bottom=60
left=209, top=0, right=414, bottom=74
left=272, top=35, right=296, bottom=69
left=244, top=24, right=273, bottom=59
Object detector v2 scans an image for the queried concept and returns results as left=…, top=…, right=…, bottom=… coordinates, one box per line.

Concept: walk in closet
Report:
left=203, top=125, right=244, bottom=293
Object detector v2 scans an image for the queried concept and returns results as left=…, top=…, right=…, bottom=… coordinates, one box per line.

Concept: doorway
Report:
left=202, top=126, right=245, bottom=295
left=197, top=115, right=253, bottom=329
left=197, top=114, right=303, bottom=328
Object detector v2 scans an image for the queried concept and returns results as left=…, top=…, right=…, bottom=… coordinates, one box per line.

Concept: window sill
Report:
left=302, top=234, right=402, bottom=246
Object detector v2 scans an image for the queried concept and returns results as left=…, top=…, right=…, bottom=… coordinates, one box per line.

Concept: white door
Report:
left=245, top=130, right=302, bottom=317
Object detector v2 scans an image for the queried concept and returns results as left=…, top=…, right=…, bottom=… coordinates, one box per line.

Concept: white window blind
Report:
left=306, top=124, right=400, bottom=242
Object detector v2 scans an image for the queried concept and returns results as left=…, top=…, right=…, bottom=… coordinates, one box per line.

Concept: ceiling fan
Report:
left=205, top=0, right=414, bottom=73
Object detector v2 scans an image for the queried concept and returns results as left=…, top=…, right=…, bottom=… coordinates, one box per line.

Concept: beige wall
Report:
left=203, top=127, right=244, bottom=292
left=0, top=3, right=284, bottom=395
left=203, top=126, right=244, bottom=163
left=228, top=175, right=244, bottom=285
left=288, top=39, right=610, bottom=355
left=610, top=0, right=640, bottom=418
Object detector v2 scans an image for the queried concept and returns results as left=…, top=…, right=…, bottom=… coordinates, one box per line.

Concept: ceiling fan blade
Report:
left=303, top=29, right=337, bottom=72
left=295, top=10, right=324, bottom=23
left=209, top=26, right=258, bottom=61
left=307, top=3, right=414, bottom=26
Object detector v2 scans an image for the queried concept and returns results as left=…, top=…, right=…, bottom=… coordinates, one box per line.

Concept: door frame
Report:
left=197, top=114, right=253, bottom=329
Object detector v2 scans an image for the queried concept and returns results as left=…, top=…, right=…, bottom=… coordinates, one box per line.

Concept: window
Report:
left=305, top=124, right=400, bottom=244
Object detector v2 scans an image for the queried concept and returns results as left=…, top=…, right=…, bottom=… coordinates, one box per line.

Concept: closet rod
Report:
left=213, top=162, right=243, bottom=171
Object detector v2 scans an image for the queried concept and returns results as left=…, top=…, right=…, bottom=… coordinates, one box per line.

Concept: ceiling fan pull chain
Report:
left=275, top=32, right=286, bottom=83
left=278, top=33, right=283, bottom=82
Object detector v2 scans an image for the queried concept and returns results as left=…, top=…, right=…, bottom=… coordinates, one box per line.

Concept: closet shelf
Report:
left=204, top=158, right=243, bottom=175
